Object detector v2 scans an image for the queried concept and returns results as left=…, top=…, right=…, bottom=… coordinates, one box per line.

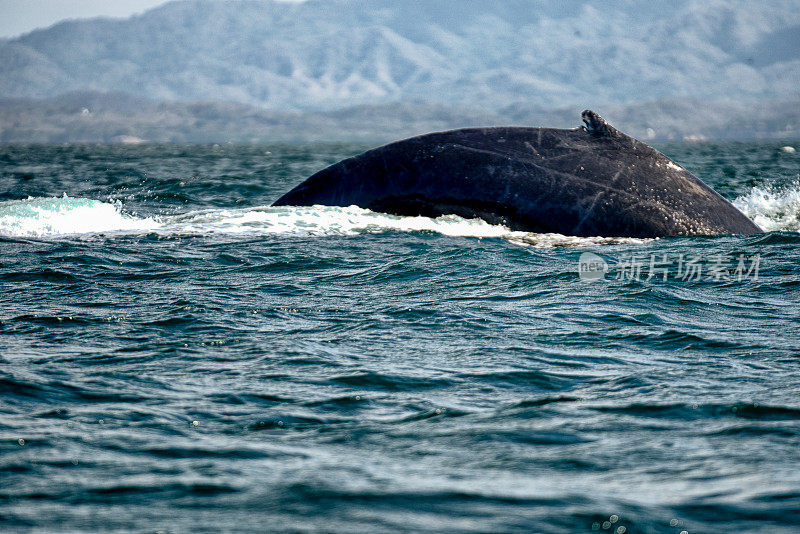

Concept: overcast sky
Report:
left=0, top=0, right=304, bottom=38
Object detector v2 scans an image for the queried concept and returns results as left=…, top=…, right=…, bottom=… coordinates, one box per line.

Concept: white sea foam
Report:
left=0, top=196, right=651, bottom=248
left=0, top=196, right=160, bottom=238
left=164, top=205, right=650, bottom=248
left=733, top=184, right=800, bottom=232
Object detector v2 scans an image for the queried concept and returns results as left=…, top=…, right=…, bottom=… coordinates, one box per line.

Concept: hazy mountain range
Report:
left=1, top=0, right=799, bottom=142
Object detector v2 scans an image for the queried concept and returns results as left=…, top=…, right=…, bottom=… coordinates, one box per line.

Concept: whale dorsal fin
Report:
left=581, top=110, right=619, bottom=138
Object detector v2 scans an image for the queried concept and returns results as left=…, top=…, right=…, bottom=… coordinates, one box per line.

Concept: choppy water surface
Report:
left=1, top=142, right=799, bottom=533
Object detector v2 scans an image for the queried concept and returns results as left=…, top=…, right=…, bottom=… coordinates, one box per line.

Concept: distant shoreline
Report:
left=1, top=92, right=798, bottom=144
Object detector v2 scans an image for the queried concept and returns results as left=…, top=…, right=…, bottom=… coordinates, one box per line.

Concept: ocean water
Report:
left=1, top=141, right=799, bottom=533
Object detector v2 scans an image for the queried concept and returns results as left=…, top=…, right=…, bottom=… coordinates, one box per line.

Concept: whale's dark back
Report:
left=273, top=113, right=762, bottom=238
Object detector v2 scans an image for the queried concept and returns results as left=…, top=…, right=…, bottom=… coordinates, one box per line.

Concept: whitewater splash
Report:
left=167, top=205, right=650, bottom=248
left=0, top=196, right=649, bottom=248
left=3, top=187, right=798, bottom=246
left=0, top=196, right=160, bottom=238
left=733, top=184, right=800, bottom=233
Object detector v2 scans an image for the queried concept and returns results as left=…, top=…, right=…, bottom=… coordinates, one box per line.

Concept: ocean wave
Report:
left=167, top=205, right=650, bottom=248
left=0, top=196, right=650, bottom=248
left=0, top=196, right=159, bottom=238
left=733, top=184, right=800, bottom=232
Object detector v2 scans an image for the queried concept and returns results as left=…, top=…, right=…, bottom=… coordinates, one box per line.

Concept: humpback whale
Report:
left=273, top=111, right=763, bottom=238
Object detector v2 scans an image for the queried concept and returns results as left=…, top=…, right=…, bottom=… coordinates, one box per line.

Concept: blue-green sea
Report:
left=1, top=141, right=799, bottom=533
